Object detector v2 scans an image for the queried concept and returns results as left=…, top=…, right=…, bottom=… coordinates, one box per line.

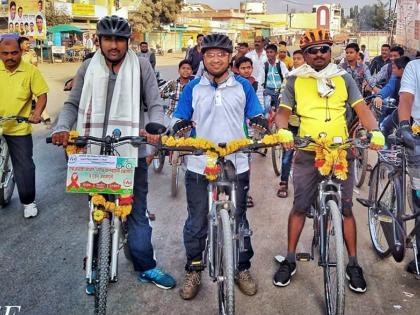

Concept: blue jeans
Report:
left=183, top=170, right=253, bottom=271
left=127, top=158, right=156, bottom=272
left=263, top=88, right=280, bottom=116
left=380, top=110, right=398, bottom=149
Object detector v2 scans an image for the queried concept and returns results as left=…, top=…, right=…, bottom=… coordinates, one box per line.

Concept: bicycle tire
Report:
left=0, top=148, right=15, bottom=206
left=95, top=218, right=111, bottom=315
left=353, top=147, right=368, bottom=188
left=171, top=152, right=179, bottom=197
left=324, top=200, right=345, bottom=315
left=368, top=163, right=405, bottom=261
left=152, top=151, right=165, bottom=173
left=218, top=208, right=235, bottom=315
left=271, top=145, right=282, bottom=177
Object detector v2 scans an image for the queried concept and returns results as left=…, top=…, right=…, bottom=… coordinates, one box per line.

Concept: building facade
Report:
left=395, top=0, right=420, bottom=51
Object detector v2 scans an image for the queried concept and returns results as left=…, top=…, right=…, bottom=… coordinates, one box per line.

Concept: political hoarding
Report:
left=8, top=0, right=47, bottom=40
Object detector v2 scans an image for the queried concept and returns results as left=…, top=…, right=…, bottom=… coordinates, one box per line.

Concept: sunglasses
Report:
left=305, top=45, right=331, bottom=55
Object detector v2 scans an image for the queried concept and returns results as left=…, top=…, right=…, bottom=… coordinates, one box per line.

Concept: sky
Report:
left=189, top=0, right=382, bottom=14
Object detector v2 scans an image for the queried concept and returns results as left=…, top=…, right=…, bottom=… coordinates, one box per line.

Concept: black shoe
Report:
left=346, top=265, right=367, bottom=293
left=273, top=260, right=296, bottom=287
left=406, top=256, right=420, bottom=274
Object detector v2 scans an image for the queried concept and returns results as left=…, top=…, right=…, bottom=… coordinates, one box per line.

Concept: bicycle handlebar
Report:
left=293, top=135, right=370, bottom=150
left=0, top=116, right=29, bottom=123
left=46, top=134, right=148, bottom=147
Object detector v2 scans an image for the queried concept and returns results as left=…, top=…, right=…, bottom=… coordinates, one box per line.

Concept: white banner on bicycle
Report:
left=66, top=154, right=137, bottom=194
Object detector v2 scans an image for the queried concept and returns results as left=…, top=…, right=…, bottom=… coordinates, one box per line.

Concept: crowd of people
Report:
left=0, top=14, right=420, bottom=308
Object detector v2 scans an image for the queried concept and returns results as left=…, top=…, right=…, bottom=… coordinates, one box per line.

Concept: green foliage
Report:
left=353, top=0, right=389, bottom=31
left=45, top=1, right=72, bottom=26
left=129, top=0, right=182, bottom=33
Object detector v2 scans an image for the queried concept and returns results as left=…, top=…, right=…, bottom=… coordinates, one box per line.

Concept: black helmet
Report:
left=96, top=15, right=131, bottom=39
left=201, top=33, right=233, bottom=53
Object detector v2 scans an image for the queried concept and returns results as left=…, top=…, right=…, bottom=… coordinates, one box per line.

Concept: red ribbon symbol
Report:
left=67, top=173, right=80, bottom=190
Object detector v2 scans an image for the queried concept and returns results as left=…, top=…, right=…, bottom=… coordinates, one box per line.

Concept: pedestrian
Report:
left=18, top=36, right=52, bottom=128
left=278, top=44, right=293, bottom=70
left=369, top=43, right=391, bottom=75
left=52, top=15, right=176, bottom=293
left=187, top=36, right=194, bottom=49
left=291, top=50, right=305, bottom=69
left=137, top=41, right=156, bottom=70
left=85, top=33, right=94, bottom=52
left=231, top=42, right=249, bottom=74
left=186, top=34, right=204, bottom=75
left=245, top=35, right=267, bottom=105
left=360, top=44, right=369, bottom=63
left=0, top=36, right=49, bottom=218
left=372, top=46, right=404, bottom=92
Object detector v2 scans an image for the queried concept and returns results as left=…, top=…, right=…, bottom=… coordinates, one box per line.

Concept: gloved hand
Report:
left=276, top=128, right=294, bottom=150
left=249, top=115, right=269, bottom=134
left=172, top=120, right=194, bottom=136
left=368, top=129, right=385, bottom=150
left=396, top=122, right=416, bottom=149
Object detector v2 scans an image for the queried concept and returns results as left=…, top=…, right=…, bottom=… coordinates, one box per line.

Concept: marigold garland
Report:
left=412, top=124, right=420, bottom=135
left=90, top=193, right=134, bottom=220
left=66, top=130, right=85, bottom=155
left=314, top=137, right=348, bottom=180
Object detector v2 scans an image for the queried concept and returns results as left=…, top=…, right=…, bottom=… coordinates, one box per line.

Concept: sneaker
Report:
left=273, top=260, right=296, bottom=287
left=406, top=256, right=420, bottom=274
left=235, top=270, right=257, bottom=296
left=179, top=271, right=201, bottom=300
left=346, top=265, right=367, bottom=293
left=23, top=202, right=38, bottom=218
left=85, top=282, right=95, bottom=295
left=138, top=267, right=176, bottom=289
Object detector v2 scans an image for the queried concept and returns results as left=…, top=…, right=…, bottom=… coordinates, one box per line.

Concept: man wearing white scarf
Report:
left=273, top=29, right=385, bottom=294
left=52, top=16, right=175, bottom=291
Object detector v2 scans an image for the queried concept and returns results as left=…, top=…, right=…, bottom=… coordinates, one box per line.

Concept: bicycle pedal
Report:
left=296, top=253, right=311, bottom=262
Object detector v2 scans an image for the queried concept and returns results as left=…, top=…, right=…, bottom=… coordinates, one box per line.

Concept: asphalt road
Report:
left=0, top=58, right=419, bottom=315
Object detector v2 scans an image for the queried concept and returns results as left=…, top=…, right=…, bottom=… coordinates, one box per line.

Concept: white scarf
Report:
left=77, top=50, right=140, bottom=158
left=287, top=63, right=347, bottom=97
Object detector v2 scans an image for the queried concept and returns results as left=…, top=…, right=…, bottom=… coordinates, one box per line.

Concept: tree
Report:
left=354, top=0, right=387, bottom=31
left=129, top=0, right=182, bottom=33
left=45, top=2, right=72, bottom=26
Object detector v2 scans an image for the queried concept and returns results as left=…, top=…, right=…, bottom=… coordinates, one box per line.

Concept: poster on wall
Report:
left=8, top=0, right=47, bottom=39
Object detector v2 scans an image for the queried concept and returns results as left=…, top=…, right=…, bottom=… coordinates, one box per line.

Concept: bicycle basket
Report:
left=405, top=148, right=420, bottom=190
left=378, top=149, right=402, bottom=166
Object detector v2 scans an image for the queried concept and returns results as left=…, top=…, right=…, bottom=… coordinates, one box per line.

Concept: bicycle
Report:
left=293, top=134, right=370, bottom=315
left=350, top=96, right=397, bottom=188
left=357, top=133, right=420, bottom=275
left=158, top=131, right=278, bottom=315
left=0, top=116, right=28, bottom=206
left=47, top=130, right=149, bottom=315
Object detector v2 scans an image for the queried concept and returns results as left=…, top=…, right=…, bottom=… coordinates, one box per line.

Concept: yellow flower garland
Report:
left=314, top=138, right=348, bottom=180
left=412, top=124, right=420, bottom=135
left=90, top=193, right=133, bottom=221
left=66, top=130, right=85, bottom=155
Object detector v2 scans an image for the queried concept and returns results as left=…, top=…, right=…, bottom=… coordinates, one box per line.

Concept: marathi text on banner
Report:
left=8, top=0, right=47, bottom=39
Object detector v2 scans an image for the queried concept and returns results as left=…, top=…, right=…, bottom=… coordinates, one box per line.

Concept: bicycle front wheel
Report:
left=218, top=208, right=235, bottom=315
left=0, top=141, right=15, bottom=206
left=171, top=152, right=179, bottom=197
left=324, top=200, right=345, bottom=315
left=152, top=151, right=165, bottom=173
left=95, top=218, right=111, bottom=315
left=271, top=145, right=282, bottom=177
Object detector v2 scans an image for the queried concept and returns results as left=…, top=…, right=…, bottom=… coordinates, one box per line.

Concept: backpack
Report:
left=263, top=61, right=284, bottom=88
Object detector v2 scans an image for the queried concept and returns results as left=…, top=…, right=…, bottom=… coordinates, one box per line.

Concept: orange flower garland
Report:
left=314, top=137, right=348, bottom=180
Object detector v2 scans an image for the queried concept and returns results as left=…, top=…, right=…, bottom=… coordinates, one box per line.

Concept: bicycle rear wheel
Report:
left=324, top=200, right=345, bottom=315
left=218, top=208, right=235, bottom=315
left=95, top=217, right=111, bottom=315
left=353, top=147, right=368, bottom=188
left=271, top=145, right=282, bottom=177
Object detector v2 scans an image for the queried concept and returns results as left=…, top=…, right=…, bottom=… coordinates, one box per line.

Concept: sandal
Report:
left=276, top=181, right=288, bottom=198
left=247, top=195, right=254, bottom=208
